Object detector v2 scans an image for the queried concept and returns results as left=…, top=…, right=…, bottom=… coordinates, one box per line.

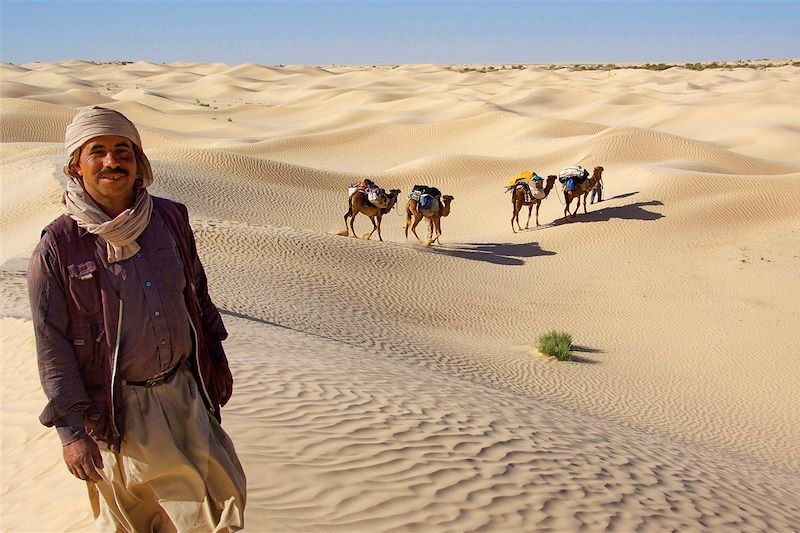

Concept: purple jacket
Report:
left=28, top=197, right=232, bottom=452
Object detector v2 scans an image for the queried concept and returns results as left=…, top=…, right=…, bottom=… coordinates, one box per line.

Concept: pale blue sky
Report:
left=1, top=1, right=798, bottom=65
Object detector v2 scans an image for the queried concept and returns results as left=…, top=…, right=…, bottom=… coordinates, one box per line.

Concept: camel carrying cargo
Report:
left=509, top=174, right=557, bottom=232
left=404, top=185, right=453, bottom=245
left=558, top=166, right=591, bottom=192
left=408, top=185, right=442, bottom=218
left=341, top=179, right=401, bottom=241
left=348, top=178, right=390, bottom=208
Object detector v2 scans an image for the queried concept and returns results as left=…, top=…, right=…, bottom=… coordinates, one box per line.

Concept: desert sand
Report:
left=1, top=60, right=799, bottom=531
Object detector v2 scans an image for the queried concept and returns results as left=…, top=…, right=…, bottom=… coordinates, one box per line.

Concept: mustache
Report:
left=97, top=167, right=130, bottom=178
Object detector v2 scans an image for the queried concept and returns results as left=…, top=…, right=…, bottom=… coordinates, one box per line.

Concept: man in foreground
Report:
left=27, top=106, right=246, bottom=532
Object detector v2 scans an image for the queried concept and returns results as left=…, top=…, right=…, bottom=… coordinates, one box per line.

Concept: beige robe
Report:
left=90, top=364, right=246, bottom=533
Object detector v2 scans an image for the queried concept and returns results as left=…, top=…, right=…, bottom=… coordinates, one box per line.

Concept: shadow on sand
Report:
left=605, top=191, right=640, bottom=201
left=569, top=344, right=604, bottom=364
left=551, top=199, right=665, bottom=226
left=426, top=242, right=556, bottom=265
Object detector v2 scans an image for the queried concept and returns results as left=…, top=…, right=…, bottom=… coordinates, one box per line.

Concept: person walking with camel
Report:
left=590, top=171, right=604, bottom=204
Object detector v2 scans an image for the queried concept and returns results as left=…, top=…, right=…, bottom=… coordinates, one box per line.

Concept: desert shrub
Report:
left=537, top=331, right=573, bottom=361
left=643, top=63, right=671, bottom=71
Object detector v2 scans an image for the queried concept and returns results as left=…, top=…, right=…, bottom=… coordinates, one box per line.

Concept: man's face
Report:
left=74, top=135, right=138, bottom=209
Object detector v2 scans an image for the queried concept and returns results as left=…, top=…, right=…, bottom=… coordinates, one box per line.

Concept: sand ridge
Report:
left=1, top=61, right=799, bottom=531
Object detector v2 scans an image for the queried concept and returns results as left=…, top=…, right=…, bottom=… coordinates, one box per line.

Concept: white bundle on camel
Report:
left=349, top=179, right=389, bottom=208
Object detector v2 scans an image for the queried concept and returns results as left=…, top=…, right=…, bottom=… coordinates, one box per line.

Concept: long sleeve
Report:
left=180, top=206, right=227, bottom=347
left=182, top=208, right=233, bottom=406
left=27, top=234, right=91, bottom=444
left=191, top=239, right=228, bottom=347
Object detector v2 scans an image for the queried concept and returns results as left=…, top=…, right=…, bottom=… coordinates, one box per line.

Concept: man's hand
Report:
left=62, top=435, right=104, bottom=482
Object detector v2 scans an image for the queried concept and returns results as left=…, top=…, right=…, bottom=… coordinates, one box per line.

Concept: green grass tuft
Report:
left=537, top=331, right=573, bottom=361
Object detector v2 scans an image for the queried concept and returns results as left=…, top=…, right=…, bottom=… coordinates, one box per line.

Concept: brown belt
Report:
left=121, top=362, right=182, bottom=388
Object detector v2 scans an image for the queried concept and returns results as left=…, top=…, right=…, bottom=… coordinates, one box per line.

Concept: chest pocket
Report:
left=67, top=261, right=101, bottom=315
left=154, top=247, right=186, bottom=293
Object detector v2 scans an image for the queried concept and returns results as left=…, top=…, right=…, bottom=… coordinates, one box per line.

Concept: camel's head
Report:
left=546, top=174, right=558, bottom=184
left=384, top=188, right=401, bottom=210
left=440, top=194, right=454, bottom=216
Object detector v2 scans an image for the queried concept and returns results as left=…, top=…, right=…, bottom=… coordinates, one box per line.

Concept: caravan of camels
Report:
left=339, top=165, right=604, bottom=243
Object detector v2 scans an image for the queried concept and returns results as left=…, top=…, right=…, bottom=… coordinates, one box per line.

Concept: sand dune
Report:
left=1, top=61, right=799, bottom=532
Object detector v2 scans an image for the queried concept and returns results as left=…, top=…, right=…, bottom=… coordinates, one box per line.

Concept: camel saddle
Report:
left=409, top=185, right=441, bottom=217
left=558, top=166, right=589, bottom=184
left=418, top=195, right=440, bottom=217
left=514, top=181, right=545, bottom=202
left=409, top=184, right=441, bottom=201
left=349, top=179, right=389, bottom=208
left=563, top=178, right=591, bottom=193
left=506, top=170, right=533, bottom=189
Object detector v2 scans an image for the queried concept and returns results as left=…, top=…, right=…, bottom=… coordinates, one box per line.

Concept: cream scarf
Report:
left=63, top=178, right=153, bottom=263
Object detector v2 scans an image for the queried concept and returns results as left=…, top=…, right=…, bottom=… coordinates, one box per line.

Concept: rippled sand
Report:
left=2, top=61, right=799, bottom=531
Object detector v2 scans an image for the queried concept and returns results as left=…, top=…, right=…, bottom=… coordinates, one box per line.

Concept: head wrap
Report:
left=63, top=106, right=154, bottom=187
left=62, top=106, right=154, bottom=263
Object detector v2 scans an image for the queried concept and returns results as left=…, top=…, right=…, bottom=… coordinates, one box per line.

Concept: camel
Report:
left=405, top=194, right=454, bottom=245
left=510, top=174, right=558, bottom=232
left=563, top=166, right=604, bottom=220
left=339, top=188, right=401, bottom=241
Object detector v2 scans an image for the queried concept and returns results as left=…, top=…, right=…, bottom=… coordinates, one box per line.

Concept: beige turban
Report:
left=63, top=106, right=154, bottom=188
left=62, top=106, right=155, bottom=263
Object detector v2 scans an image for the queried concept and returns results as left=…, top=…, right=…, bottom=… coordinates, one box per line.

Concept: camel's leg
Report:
left=525, top=204, right=533, bottom=229
left=411, top=215, right=423, bottom=241
left=582, top=192, right=589, bottom=214
left=431, top=216, right=442, bottom=244
left=363, top=215, right=377, bottom=240
left=535, top=202, right=541, bottom=226
left=404, top=209, right=411, bottom=239
left=375, top=214, right=383, bottom=242
left=340, top=209, right=352, bottom=236
left=572, top=195, right=581, bottom=217
left=425, top=218, right=435, bottom=245
left=511, top=202, right=520, bottom=233
left=564, top=193, right=571, bottom=220
left=349, top=211, right=359, bottom=238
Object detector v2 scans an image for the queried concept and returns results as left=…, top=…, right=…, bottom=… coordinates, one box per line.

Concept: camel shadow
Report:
left=426, top=242, right=556, bottom=265
left=552, top=199, right=664, bottom=226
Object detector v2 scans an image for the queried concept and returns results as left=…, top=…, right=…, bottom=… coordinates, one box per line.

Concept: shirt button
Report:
left=145, top=281, right=152, bottom=288
left=154, top=311, right=160, bottom=317
left=161, top=340, right=166, bottom=345
left=136, top=252, right=143, bottom=258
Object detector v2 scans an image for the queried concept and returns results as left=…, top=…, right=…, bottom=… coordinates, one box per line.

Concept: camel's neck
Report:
left=382, top=200, right=397, bottom=214
left=543, top=180, right=555, bottom=197
left=439, top=200, right=453, bottom=217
